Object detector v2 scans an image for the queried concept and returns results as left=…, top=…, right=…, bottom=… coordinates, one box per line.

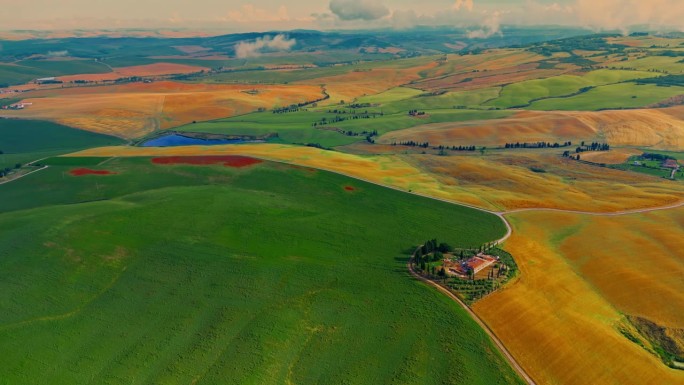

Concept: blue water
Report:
left=141, top=134, right=251, bottom=147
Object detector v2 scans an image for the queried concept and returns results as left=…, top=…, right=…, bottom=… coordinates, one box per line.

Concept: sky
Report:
left=1, top=0, right=683, bottom=34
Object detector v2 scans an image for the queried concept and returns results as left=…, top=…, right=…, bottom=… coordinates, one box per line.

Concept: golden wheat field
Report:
left=1, top=82, right=325, bottom=138
left=380, top=108, right=684, bottom=151
left=297, top=62, right=438, bottom=104
left=405, top=152, right=684, bottom=212
left=473, top=209, right=684, bottom=385
left=578, top=148, right=643, bottom=164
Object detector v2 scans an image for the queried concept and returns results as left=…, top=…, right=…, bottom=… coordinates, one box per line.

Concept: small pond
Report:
left=140, top=134, right=258, bottom=147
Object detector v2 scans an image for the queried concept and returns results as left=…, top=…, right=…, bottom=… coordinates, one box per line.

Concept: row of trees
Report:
left=312, top=113, right=379, bottom=127
left=642, top=153, right=675, bottom=161
left=577, top=142, right=610, bottom=152
left=0, top=164, right=21, bottom=178
left=326, top=108, right=380, bottom=115
left=562, top=151, right=581, bottom=160
left=504, top=141, right=572, bottom=149
left=273, top=92, right=331, bottom=114
left=347, top=103, right=372, bottom=109
left=390, top=141, right=482, bottom=153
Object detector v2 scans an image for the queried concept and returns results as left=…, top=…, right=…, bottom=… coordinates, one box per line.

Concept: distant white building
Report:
left=35, top=77, right=59, bottom=84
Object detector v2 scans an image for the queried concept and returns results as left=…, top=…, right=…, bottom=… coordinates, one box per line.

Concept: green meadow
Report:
left=527, top=82, right=684, bottom=111
left=176, top=108, right=511, bottom=148
left=487, top=70, right=660, bottom=108
left=0, top=119, right=123, bottom=170
left=0, top=60, right=111, bottom=86
left=0, top=157, right=519, bottom=385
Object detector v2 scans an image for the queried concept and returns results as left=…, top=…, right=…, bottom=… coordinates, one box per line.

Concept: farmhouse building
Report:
left=662, top=159, right=680, bottom=169
left=444, top=254, right=498, bottom=277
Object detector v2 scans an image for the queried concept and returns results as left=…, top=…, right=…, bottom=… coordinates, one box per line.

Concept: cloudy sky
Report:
left=1, top=0, right=683, bottom=33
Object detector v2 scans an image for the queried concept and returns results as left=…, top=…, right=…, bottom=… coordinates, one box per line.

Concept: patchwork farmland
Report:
left=1, top=27, right=684, bottom=385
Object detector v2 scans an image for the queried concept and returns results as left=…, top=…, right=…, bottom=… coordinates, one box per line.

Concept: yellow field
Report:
left=404, top=152, right=684, bottom=212
left=380, top=108, right=684, bottom=151
left=579, top=148, right=642, bottom=164
left=66, top=144, right=684, bottom=213
left=473, top=209, right=684, bottom=385
left=559, top=208, right=684, bottom=327
left=412, top=50, right=572, bottom=91
left=297, top=62, right=438, bottom=104
left=1, top=82, right=324, bottom=138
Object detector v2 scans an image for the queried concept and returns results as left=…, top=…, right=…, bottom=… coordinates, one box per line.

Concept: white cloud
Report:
left=573, top=0, right=684, bottom=34
left=329, top=0, right=390, bottom=21
left=467, top=11, right=502, bottom=39
left=453, top=0, right=474, bottom=12
left=234, top=34, right=296, bottom=58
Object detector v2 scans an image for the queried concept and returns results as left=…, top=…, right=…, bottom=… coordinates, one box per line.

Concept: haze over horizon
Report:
left=1, top=0, right=683, bottom=36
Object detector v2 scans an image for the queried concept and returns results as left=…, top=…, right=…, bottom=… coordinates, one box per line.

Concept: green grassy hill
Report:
left=0, top=60, right=111, bottom=86
left=0, top=119, right=124, bottom=170
left=0, top=156, right=520, bottom=385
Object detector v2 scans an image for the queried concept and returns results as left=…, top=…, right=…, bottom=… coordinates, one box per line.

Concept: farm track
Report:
left=407, top=259, right=537, bottom=385
left=0, top=165, right=48, bottom=185
left=501, top=200, right=684, bottom=218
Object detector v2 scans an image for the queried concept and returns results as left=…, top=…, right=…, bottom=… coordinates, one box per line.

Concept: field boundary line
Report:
left=0, top=165, right=48, bottom=186
left=500, top=200, right=684, bottom=217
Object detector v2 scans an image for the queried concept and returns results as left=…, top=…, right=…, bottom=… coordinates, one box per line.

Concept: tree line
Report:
left=312, top=113, right=379, bottom=127
left=504, top=141, right=572, bottom=149
left=391, top=141, right=479, bottom=151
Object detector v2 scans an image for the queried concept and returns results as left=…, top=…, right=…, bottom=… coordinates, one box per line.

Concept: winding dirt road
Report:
left=0, top=165, right=48, bottom=185
left=407, top=258, right=537, bottom=385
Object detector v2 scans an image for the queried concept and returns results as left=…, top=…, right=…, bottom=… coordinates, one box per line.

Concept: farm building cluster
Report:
left=1, top=102, right=31, bottom=110
left=443, top=254, right=499, bottom=278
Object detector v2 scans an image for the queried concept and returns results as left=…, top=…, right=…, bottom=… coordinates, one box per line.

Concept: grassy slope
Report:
left=488, top=70, right=660, bottom=108
left=376, top=88, right=502, bottom=115
left=528, top=83, right=684, bottom=111
left=0, top=157, right=519, bottom=385
left=613, top=56, right=684, bottom=74
left=0, top=60, right=112, bottom=85
left=0, top=119, right=124, bottom=169
left=176, top=108, right=511, bottom=148
left=197, top=56, right=437, bottom=85
left=16, top=60, right=112, bottom=76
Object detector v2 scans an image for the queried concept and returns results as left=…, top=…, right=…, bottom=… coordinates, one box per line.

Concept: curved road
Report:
left=0, top=165, right=48, bottom=186
left=407, top=258, right=537, bottom=385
